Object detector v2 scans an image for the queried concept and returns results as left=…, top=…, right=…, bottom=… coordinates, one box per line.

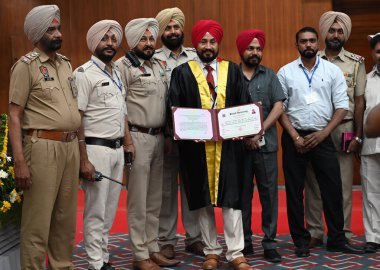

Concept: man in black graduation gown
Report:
left=169, top=20, right=253, bottom=270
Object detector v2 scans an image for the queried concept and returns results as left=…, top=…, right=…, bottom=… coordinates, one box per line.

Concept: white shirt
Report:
left=74, top=55, right=127, bottom=139
left=362, top=69, right=380, bottom=155
left=277, top=56, right=348, bottom=131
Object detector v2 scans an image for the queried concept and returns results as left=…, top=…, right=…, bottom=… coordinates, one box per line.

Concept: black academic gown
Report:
left=168, top=61, right=251, bottom=210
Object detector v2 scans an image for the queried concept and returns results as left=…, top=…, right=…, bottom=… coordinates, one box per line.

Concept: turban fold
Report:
left=24, top=5, right=60, bottom=43
left=191, top=20, right=223, bottom=48
left=319, top=11, right=352, bottom=42
left=125, top=18, right=159, bottom=49
left=156, top=7, right=185, bottom=37
left=86, top=20, right=123, bottom=53
left=236, top=29, right=266, bottom=55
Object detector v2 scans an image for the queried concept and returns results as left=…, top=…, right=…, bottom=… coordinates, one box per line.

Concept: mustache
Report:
left=102, top=46, right=116, bottom=52
left=202, top=49, right=214, bottom=54
left=143, top=46, right=154, bottom=51
left=248, top=55, right=260, bottom=61
left=167, top=34, right=180, bottom=39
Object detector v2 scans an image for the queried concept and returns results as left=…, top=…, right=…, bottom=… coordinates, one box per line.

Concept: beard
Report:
left=242, top=55, right=261, bottom=68
left=95, top=46, right=116, bottom=63
left=197, top=48, right=218, bottom=63
left=299, top=48, right=318, bottom=59
left=161, top=34, right=184, bottom=50
left=134, top=46, right=155, bottom=60
left=40, top=36, right=62, bottom=52
left=326, top=38, right=344, bottom=51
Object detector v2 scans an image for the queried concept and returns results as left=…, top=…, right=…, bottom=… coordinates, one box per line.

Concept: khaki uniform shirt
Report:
left=74, top=55, right=127, bottom=140
left=318, top=48, right=366, bottom=120
left=9, top=48, right=81, bottom=131
left=154, top=45, right=197, bottom=86
left=116, top=55, right=167, bottom=128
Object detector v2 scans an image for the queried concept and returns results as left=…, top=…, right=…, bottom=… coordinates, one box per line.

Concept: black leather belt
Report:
left=129, top=124, right=163, bottom=135
left=85, top=137, right=124, bottom=149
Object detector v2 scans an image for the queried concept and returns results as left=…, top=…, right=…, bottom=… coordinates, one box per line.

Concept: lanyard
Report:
left=301, top=57, right=320, bottom=88
left=92, top=60, right=123, bottom=92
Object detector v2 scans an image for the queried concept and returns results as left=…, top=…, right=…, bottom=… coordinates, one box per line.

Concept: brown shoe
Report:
left=308, top=237, right=323, bottom=248
left=132, top=259, right=162, bottom=270
left=229, top=256, right=253, bottom=270
left=203, top=254, right=220, bottom=270
left=149, top=252, right=180, bottom=267
left=186, top=241, right=205, bottom=256
left=160, top=244, right=175, bottom=259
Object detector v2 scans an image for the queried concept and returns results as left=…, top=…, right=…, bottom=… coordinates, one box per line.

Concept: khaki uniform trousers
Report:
left=21, top=136, right=79, bottom=270
left=305, top=121, right=354, bottom=239
left=127, top=132, right=164, bottom=261
left=198, top=206, right=244, bottom=262
left=158, top=143, right=202, bottom=247
left=82, top=145, right=123, bottom=270
left=361, top=154, right=380, bottom=244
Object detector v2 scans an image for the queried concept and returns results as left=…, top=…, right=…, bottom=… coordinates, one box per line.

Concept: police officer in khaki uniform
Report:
left=154, top=7, right=204, bottom=259
left=75, top=20, right=134, bottom=270
left=8, top=5, right=81, bottom=269
left=305, top=11, right=366, bottom=247
left=116, top=18, right=180, bottom=270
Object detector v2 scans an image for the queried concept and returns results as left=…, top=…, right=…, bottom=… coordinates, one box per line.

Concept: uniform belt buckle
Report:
left=115, top=140, right=121, bottom=148
left=62, top=132, right=76, bottom=142
left=148, top=128, right=154, bottom=134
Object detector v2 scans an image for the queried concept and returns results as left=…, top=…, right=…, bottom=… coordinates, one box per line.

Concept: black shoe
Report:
left=295, top=246, right=310, bottom=257
left=364, top=242, right=379, bottom=253
left=101, top=262, right=115, bottom=270
left=242, top=244, right=254, bottom=255
left=264, top=249, right=282, bottom=263
left=326, top=243, right=365, bottom=254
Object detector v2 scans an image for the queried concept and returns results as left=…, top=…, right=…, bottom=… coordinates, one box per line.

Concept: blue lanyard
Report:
left=92, top=60, right=123, bottom=92
left=301, top=57, right=320, bottom=88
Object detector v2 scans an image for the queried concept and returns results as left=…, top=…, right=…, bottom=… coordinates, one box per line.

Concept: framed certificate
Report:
left=172, top=103, right=264, bottom=141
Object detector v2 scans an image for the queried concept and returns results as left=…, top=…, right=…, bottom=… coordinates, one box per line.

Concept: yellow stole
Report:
left=188, top=60, right=229, bottom=205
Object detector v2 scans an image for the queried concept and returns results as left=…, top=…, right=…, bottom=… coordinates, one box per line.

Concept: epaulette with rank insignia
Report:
left=154, top=49, right=163, bottom=54
left=57, top=53, right=70, bottom=61
left=345, top=51, right=365, bottom=63
left=77, top=61, right=93, bottom=72
left=184, top=47, right=196, bottom=52
left=21, top=51, right=39, bottom=64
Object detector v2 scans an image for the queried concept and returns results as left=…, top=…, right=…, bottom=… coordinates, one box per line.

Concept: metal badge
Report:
left=68, top=77, right=78, bottom=97
left=115, top=140, right=121, bottom=148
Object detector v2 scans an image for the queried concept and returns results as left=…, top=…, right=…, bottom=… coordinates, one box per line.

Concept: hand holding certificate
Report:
left=172, top=103, right=263, bottom=141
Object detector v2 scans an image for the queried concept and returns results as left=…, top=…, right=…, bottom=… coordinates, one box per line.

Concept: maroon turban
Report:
left=191, top=20, right=223, bottom=48
left=236, top=29, right=266, bottom=55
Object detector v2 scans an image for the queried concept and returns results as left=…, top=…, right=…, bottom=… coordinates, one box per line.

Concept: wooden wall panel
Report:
left=0, top=0, right=377, bottom=184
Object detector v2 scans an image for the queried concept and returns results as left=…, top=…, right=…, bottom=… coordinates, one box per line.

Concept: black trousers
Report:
left=242, top=151, right=278, bottom=250
left=281, top=130, right=346, bottom=248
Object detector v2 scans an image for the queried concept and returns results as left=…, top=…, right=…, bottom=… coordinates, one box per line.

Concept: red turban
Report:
left=191, top=20, right=223, bottom=48
left=236, top=29, right=266, bottom=55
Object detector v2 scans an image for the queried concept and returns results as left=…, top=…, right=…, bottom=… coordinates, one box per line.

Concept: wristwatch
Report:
left=354, top=136, right=363, bottom=144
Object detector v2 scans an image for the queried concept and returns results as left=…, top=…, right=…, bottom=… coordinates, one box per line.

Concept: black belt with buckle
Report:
left=85, top=137, right=124, bottom=149
left=128, top=124, right=163, bottom=135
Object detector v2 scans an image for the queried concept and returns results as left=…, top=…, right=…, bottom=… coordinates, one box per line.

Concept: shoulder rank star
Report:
left=39, top=65, right=54, bottom=81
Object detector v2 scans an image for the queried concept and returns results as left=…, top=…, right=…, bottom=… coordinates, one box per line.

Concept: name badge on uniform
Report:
left=305, top=91, right=320, bottom=105
left=68, top=77, right=78, bottom=97
left=39, top=65, right=54, bottom=81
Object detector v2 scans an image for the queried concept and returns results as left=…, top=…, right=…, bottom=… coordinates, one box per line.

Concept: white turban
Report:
left=319, top=11, right=352, bottom=42
left=86, top=20, right=123, bottom=53
left=24, top=5, right=60, bottom=43
left=124, top=18, right=159, bottom=49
